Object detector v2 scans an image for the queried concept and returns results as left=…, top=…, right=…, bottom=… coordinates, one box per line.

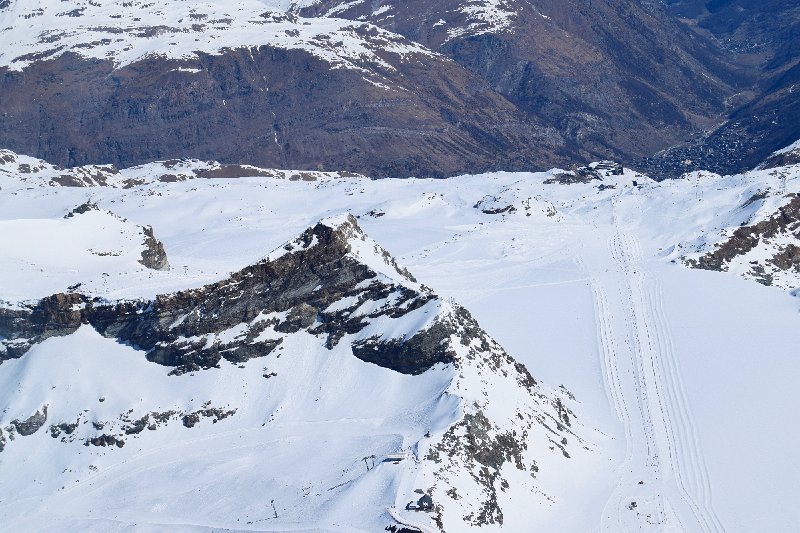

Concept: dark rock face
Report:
left=181, top=407, right=237, bottom=428
left=0, top=292, right=88, bottom=358
left=194, top=165, right=280, bottom=180
left=0, top=216, right=469, bottom=376
left=64, top=201, right=100, bottom=218
left=11, top=406, right=48, bottom=436
left=544, top=166, right=602, bottom=185
left=49, top=421, right=78, bottom=438
left=139, top=226, right=170, bottom=271
left=85, top=434, right=125, bottom=448
left=0, top=47, right=566, bottom=179
left=352, top=313, right=456, bottom=375
left=304, top=0, right=744, bottom=169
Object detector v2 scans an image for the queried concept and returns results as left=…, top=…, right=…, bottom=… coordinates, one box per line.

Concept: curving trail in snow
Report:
left=584, top=196, right=724, bottom=533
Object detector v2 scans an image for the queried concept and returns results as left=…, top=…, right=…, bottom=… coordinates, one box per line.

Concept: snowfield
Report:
left=1, top=151, right=800, bottom=531
left=0, top=0, right=437, bottom=74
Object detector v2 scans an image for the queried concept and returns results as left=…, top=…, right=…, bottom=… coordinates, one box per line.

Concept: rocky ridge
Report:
left=0, top=215, right=434, bottom=370
left=684, top=192, right=800, bottom=289
left=0, top=148, right=367, bottom=188
left=0, top=214, right=586, bottom=530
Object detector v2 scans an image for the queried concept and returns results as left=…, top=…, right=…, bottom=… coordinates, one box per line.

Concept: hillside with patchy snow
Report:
left=1, top=0, right=773, bottom=180
left=0, top=0, right=567, bottom=179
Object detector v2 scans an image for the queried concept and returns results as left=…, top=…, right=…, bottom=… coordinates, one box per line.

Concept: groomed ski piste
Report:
left=1, top=150, right=799, bottom=531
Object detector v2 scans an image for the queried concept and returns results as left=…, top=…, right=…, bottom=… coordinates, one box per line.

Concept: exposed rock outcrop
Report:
left=0, top=216, right=451, bottom=375
left=64, top=201, right=100, bottom=218
left=11, top=406, right=48, bottom=436
left=760, top=144, right=800, bottom=170
left=685, top=195, right=800, bottom=288
left=139, top=226, right=170, bottom=271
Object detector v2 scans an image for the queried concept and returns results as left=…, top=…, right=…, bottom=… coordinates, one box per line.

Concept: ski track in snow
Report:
left=586, top=197, right=724, bottom=532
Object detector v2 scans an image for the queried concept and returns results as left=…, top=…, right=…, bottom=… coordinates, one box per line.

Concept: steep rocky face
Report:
left=0, top=0, right=762, bottom=178
left=0, top=215, right=451, bottom=374
left=640, top=1, right=800, bottom=177
left=0, top=48, right=566, bottom=178
left=684, top=194, right=800, bottom=288
left=11, top=405, right=48, bottom=436
left=0, top=292, right=89, bottom=358
left=303, top=0, right=744, bottom=166
left=139, top=226, right=170, bottom=271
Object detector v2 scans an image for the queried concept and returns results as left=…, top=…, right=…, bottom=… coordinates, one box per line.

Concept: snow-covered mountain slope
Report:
left=0, top=210, right=592, bottom=532
left=1, top=150, right=800, bottom=531
left=0, top=148, right=366, bottom=189
left=0, top=0, right=432, bottom=72
left=683, top=187, right=800, bottom=289
left=0, top=200, right=170, bottom=303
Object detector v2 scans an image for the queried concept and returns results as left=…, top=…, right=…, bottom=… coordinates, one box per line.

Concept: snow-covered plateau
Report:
left=1, top=149, right=799, bottom=532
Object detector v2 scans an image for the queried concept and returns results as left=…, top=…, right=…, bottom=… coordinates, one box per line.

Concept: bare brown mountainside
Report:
left=642, top=0, right=800, bottom=176
left=0, top=47, right=567, bottom=179
left=0, top=0, right=794, bottom=178
left=303, top=0, right=746, bottom=170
